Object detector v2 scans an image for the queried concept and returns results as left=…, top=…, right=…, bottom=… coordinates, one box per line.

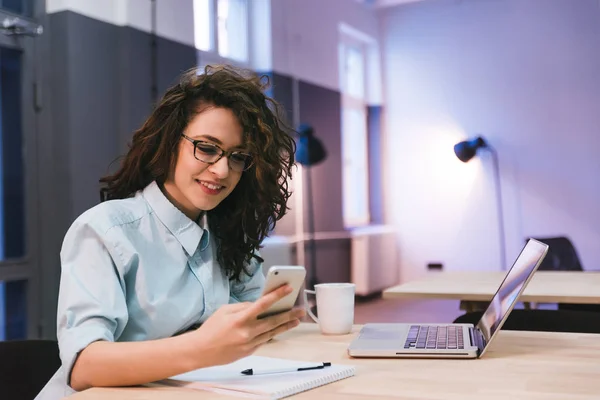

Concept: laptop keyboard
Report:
left=404, top=325, right=464, bottom=350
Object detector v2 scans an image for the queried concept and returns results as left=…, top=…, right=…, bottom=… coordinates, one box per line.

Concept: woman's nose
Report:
left=208, top=156, right=230, bottom=178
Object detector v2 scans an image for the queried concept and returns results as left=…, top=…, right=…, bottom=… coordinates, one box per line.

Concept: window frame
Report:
left=0, top=3, right=43, bottom=340
left=339, top=36, right=371, bottom=228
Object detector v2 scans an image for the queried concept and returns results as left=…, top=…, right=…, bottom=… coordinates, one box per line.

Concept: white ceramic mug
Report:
left=303, top=283, right=355, bottom=335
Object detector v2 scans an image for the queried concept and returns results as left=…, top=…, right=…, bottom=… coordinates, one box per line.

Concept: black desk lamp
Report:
left=454, top=136, right=507, bottom=270
left=296, top=124, right=327, bottom=288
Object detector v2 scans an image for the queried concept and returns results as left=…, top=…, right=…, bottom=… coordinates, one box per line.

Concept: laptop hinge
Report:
left=469, top=327, right=487, bottom=356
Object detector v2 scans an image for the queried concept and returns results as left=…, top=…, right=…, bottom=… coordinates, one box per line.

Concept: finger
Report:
left=254, top=309, right=296, bottom=334
left=251, top=319, right=300, bottom=347
left=266, top=309, right=302, bottom=323
left=292, top=307, right=306, bottom=319
left=242, top=285, right=292, bottom=320
left=262, top=282, right=289, bottom=295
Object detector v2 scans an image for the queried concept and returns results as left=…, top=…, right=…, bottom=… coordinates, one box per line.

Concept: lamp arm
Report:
left=487, top=145, right=507, bottom=271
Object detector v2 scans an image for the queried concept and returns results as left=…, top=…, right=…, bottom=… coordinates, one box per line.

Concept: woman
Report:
left=36, top=65, right=304, bottom=399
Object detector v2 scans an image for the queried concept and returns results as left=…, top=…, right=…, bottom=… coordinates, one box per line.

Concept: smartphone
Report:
left=257, top=265, right=306, bottom=319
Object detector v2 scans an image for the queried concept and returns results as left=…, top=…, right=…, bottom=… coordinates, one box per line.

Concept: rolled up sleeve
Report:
left=229, top=252, right=266, bottom=303
left=57, top=219, right=129, bottom=385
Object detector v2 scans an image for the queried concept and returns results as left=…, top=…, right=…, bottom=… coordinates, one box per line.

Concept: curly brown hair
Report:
left=100, top=64, right=296, bottom=281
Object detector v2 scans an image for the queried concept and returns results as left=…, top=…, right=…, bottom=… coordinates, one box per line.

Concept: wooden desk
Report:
left=383, top=271, right=600, bottom=311
left=68, top=323, right=600, bottom=399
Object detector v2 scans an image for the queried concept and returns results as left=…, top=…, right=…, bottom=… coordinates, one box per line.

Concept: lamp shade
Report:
left=296, top=124, right=327, bottom=166
left=454, top=136, right=488, bottom=163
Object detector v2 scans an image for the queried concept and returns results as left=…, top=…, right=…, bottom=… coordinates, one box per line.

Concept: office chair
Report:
left=453, top=309, right=600, bottom=334
left=534, top=236, right=583, bottom=272
left=532, top=236, right=599, bottom=312
left=0, top=339, right=61, bottom=400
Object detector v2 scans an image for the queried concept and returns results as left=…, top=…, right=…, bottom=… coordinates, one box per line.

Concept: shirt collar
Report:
left=142, top=181, right=210, bottom=255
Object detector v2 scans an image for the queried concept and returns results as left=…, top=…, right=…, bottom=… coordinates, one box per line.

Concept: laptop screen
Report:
left=476, top=239, right=549, bottom=345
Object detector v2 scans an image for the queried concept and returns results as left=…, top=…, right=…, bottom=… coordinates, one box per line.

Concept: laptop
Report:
left=348, top=238, right=549, bottom=359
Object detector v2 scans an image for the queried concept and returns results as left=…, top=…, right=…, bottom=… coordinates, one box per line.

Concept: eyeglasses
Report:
left=181, top=134, right=254, bottom=172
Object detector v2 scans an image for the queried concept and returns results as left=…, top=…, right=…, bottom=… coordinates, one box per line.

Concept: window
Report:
left=341, top=106, right=369, bottom=226
left=0, top=0, right=34, bottom=17
left=338, top=22, right=382, bottom=228
left=340, top=41, right=370, bottom=227
left=194, top=0, right=249, bottom=63
left=193, top=0, right=213, bottom=52
left=344, top=45, right=365, bottom=99
left=217, top=0, right=248, bottom=62
left=0, top=42, right=29, bottom=340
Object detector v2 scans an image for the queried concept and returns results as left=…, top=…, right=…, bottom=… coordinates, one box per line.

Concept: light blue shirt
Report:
left=36, top=181, right=265, bottom=399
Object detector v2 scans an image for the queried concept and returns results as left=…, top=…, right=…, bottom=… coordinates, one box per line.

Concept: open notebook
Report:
left=153, top=355, right=355, bottom=399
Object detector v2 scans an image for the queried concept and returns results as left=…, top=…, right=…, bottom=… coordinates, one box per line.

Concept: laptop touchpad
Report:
left=360, top=325, right=406, bottom=340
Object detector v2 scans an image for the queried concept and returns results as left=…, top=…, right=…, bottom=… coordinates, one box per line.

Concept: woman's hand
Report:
left=68, top=286, right=304, bottom=391
left=191, top=285, right=305, bottom=366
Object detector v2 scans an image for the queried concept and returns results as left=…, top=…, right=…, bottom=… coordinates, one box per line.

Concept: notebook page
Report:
left=162, top=355, right=355, bottom=399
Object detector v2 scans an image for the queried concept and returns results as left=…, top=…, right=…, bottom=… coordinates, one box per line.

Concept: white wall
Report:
left=271, top=0, right=380, bottom=91
left=381, top=0, right=600, bottom=282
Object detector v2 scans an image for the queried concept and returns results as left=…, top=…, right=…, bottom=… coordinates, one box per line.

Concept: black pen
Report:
left=241, top=362, right=332, bottom=376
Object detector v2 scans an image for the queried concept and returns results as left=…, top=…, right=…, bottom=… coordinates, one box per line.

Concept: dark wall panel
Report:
left=118, top=27, right=154, bottom=152
left=298, top=81, right=344, bottom=233
left=264, top=71, right=297, bottom=237
left=42, top=11, right=198, bottom=339
left=50, top=12, right=198, bottom=220
left=157, top=37, right=197, bottom=95
left=269, top=72, right=295, bottom=126
left=47, top=11, right=73, bottom=234
left=39, top=10, right=75, bottom=339
left=63, top=12, right=121, bottom=218
left=297, top=81, right=347, bottom=285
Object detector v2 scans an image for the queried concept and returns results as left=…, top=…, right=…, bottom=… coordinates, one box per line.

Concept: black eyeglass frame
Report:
left=181, top=134, right=254, bottom=172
